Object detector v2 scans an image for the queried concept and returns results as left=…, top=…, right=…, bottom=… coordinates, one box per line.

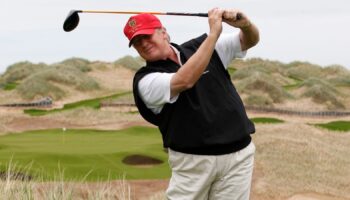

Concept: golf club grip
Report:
left=166, top=12, right=242, bottom=20
left=166, top=12, right=208, bottom=17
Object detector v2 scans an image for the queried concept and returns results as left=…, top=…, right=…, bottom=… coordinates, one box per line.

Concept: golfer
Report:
left=124, top=8, right=259, bottom=199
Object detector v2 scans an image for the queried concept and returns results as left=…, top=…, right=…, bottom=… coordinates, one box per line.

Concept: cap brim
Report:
left=128, top=28, right=157, bottom=47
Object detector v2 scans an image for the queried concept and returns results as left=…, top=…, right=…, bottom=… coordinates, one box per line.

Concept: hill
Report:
left=1, top=56, right=349, bottom=111
left=0, top=57, right=141, bottom=106
left=230, top=58, right=350, bottom=110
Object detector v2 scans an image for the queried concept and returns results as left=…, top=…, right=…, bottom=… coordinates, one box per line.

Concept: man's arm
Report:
left=222, top=9, right=260, bottom=51
left=170, top=8, right=224, bottom=98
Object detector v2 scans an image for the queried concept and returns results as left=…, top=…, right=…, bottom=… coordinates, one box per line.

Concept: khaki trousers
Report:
left=166, top=142, right=255, bottom=200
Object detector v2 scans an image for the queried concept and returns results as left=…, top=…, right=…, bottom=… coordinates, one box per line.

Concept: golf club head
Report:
left=63, top=10, right=81, bottom=32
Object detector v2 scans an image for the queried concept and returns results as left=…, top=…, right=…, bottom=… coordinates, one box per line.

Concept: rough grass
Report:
left=328, top=74, right=350, bottom=87
left=0, top=161, right=134, bottom=200
left=244, top=94, right=273, bottom=106
left=0, top=126, right=170, bottom=181
left=17, top=77, right=66, bottom=100
left=284, top=61, right=323, bottom=80
left=230, top=58, right=284, bottom=73
left=114, top=56, right=145, bottom=71
left=59, top=57, right=91, bottom=72
left=0, top=61, right=48, bottom=83
left=300, top=78, right=345, bottom=109
left=252, top=122, right=350, bottom=199
left=0, top=58, right=100, bottom=101
left=17, top=65, right=99, bottom=100
left=236, top=72, right=291, bottom=103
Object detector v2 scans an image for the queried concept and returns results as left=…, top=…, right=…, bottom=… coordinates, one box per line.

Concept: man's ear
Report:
left=161, top=27, right=171, bottom=42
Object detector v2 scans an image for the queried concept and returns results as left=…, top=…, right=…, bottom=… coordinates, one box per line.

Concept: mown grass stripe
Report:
left=314, top=121, right=350, bottom=132
left=24, top=91, right=132, bottom=116
left=251, top=117, right=284, bottom=124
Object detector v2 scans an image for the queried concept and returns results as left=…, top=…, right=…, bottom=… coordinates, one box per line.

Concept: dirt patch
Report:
left=122, top=155, right=163, bottom=167
left=287, top=193, right=349, bottom=200
left=127, top=179, right=168, bottom=200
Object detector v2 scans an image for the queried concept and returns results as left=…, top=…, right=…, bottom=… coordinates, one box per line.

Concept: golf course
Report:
left=1, top=57, right=350, bottom=199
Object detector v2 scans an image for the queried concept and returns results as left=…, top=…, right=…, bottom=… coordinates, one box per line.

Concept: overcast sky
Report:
left=0, top=0, right=349, bottom=73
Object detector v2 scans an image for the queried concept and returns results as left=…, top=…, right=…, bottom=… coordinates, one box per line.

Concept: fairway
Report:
left=0, top=126, right=170, bottom=181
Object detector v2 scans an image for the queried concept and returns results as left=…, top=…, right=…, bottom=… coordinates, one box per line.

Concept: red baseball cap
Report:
left=123, top=13, right=163, bottom=47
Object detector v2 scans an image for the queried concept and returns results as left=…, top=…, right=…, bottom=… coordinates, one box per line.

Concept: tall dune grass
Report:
left=17, top=64, right=99, bottom=100
left=114, top=56, right=145, bottom=71
left=0, top=161, right=134, bottom=200
left=236, top=72, right=291, bottom=104
left=1, top=61, right=48, bottom=83
left=300, top=78, right=345, bottom=109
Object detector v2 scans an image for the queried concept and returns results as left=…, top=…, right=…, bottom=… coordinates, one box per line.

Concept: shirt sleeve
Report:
left=138, top=72, right=179, bottom=114
left=215, top=33, right=247, bottom=69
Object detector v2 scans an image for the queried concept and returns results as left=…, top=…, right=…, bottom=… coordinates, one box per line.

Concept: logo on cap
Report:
left=128, top=19, right=137, bottom=34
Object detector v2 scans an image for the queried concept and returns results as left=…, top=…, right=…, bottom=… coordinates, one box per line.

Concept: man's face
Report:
left=132, top=29, right=169, bottom=62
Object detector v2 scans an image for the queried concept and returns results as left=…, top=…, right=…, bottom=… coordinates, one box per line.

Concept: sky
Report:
left=1, top=0, right=350, bottom=74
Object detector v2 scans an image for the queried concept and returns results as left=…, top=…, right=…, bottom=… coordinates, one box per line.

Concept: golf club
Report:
left=63, top=10, right=242, bottom=32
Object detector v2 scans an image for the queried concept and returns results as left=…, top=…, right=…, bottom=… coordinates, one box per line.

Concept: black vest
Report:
left=133, top=34, right=255, bottom=155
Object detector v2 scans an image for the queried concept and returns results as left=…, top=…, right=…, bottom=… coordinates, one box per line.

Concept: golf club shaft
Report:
left=78, top=10, right=208, bottom=17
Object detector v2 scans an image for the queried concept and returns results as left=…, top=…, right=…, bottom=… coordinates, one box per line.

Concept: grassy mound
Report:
left=300, top=78, right=344, bottom=109
left=236, top=72, right=291, bottom=104
left=285, top=61, right=323, bottom=80
left=59, top=57, right=91, bottom=72
left=0, top=126, right=170, bottom=181
left=18, top=78, right=66, bottom=100
left=1, top=61, right=48, bottom=83
left=329, top=75, right=350, bottom=87
left=16, top=63, right=99, bottom=100
left=114, top=56, right=145, bottom=71
left=0, top=62, right=47, bottom=90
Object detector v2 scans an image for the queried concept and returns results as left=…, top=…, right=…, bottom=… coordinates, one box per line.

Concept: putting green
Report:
left=0, top=126, right=170, bottom=181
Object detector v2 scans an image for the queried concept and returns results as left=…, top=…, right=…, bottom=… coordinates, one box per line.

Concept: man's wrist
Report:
left=240, top=20, right=252, bottom=31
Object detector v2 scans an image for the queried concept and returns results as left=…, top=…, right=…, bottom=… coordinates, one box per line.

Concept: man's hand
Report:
left=222, top=9, right=251, bottom=29
left=208, top=8, right=224, bottom=39
left=222, top=9, right=260, bottom=51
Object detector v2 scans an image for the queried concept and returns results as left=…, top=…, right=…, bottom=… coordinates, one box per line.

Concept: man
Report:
left=124, top=8, right=259, bottom=200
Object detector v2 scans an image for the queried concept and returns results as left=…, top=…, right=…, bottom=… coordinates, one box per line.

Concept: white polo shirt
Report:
left=138, top=33, right=246, bottom=114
